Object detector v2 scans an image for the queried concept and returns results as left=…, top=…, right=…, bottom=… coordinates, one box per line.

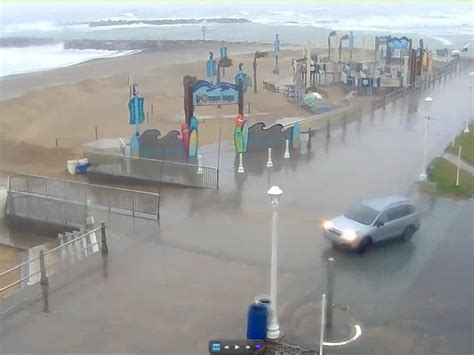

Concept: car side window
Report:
left=387, top=206, right=406, bottom=221
left=405, top=204, right=415, bottom=215
left=376, top=212, right=388, bottom=225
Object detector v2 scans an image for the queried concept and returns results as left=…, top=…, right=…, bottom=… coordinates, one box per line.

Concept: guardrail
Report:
left=7, top=174, right=160, bottom=228
left=0, top=224, right=108, bottom=313
left=86, top=152, right=219, bottom=189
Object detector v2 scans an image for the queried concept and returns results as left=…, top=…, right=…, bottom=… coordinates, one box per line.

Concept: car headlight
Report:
left=341, top=230, right=358, bottom=241
left=323, top=221, right=333, bottom=230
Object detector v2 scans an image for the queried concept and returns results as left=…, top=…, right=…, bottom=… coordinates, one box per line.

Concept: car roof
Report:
left=363, top=195, right=412, bottom=211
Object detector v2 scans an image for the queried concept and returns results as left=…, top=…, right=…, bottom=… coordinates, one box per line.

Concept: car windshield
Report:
left=344, top=204, right=380, bottom=225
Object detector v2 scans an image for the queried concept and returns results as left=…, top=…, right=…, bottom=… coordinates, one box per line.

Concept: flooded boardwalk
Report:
left=0, top=70, right=473, bottom=354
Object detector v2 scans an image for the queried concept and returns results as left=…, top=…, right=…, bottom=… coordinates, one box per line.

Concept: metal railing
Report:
left=279, top=105, right=355, bottom=129
left=7, top=174, right=160, bottom=228
left=86, top=152, right=219, bottom=189
left=378, top=84, right=415, bottom=107
left=0, top=224, right=108, bottom=313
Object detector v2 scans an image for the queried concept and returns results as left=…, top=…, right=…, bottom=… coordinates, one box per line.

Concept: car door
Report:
left=386, top=205, right=408, bottom=238
left=394, top=204, right=416, bottom=234
left=372, top=211, right=390, bottom=242
left=373, top=207, right=403, bottom=241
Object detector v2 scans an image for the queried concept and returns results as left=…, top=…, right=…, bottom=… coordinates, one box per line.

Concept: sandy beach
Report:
left=0, top=41, right=376, bottom=178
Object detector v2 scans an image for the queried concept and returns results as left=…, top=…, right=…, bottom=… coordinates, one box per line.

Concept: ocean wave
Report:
left=250, top=9, right=473, bottom=35
left=269, top=11, right=297, bottom=17
left=281, top=22, right=312, bottom=27
left=3, top=21, right=61, bottom=33
left=65, top=22, right=201, bottom=32
left=0, top=43, right=140, bottom=77
left=88, top=16, right=247, bottom=24
left=2, top=7, right=472, bottom=39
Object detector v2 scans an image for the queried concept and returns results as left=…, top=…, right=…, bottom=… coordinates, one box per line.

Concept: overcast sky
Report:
left=1, top=2, right=472, bottom=25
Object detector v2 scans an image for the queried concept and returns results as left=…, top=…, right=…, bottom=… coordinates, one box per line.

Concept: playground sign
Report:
left=206, top=52, right=217, bottom=84
left=128, top=95, right=145, bottom=125
left=273, top=34, right=281, bottom=74
left=192, top=80, right=239, bottom=106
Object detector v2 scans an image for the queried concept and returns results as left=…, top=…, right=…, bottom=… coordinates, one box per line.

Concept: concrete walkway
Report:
left=442, top=152, right=474, bottom=174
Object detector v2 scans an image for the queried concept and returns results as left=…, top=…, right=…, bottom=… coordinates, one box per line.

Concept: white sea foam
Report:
left=72, top=22, right=200, bottom=31
left=249, top=9, right=473, bottom=37
left=0, top=43, right=140, bottom=77
left=269, top=11, right=297, bottom=17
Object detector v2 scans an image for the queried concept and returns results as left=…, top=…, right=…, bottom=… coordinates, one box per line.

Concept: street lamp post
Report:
left=465, top=71, right=474, bottom=133
left=338, top=34, right=350, bottom=62
left=273, top=34, right=281, bottom=74
left=266, top=185, right=283, bottom=340
left=201, top=20, right=208, bottom=41
left=419, top=96, right=433, bottom=181
left=253, top=51, right=267, bottom=93
left=327, top=31, right=336, bottom=62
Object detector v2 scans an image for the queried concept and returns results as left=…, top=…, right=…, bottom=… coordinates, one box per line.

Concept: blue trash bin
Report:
left=76, top=163, right=91, bottom=175
left=246, top=303, right=268, bottom=340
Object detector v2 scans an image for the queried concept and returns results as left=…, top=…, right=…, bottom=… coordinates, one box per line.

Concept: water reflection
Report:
left=232, top=147, right=314, bottom=178
left=325, top=133, right=330, bottom=155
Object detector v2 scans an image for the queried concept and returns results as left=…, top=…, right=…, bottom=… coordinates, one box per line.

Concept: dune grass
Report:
left=427, top=157, right=474, bottom=198
left=447, top=121, right=474, bottom=164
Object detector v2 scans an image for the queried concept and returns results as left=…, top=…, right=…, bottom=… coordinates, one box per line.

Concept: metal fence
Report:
left=372, top=84, right=415, bottom=110
left=86, top=152, right=219, bottom=189
left=317, top=72, right=341, bottom=85
left=7, top=174, right=160, bottom=229
left=423, top=58, right=460, bottom=88
left=0, top=224, right=108, bottom=314
left=280, top=105, right=361, bottom=134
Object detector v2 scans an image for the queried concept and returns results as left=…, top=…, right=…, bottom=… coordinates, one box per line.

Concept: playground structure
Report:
left=341, top=36, right=433, bottom=94
left=332, top=35, right=434, bottom=96
left=375, top=35, right=413, bottom=65
left=76, top=35, right=436, bottom=192
left=286, top=34, right=434, bottom=97
left=286, top=50, right=338, bottom=114
left=81, top=56, right=250, bottom=190
left=290, top=50, right=341, bottom=88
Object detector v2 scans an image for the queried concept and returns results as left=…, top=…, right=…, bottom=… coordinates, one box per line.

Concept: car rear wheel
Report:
left=401, top=226, right=415, bottom=242
left=356, top=237, right=372, bottom=254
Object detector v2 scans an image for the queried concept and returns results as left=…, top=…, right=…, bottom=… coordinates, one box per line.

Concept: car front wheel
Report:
left=401, top=226, right=415, bottom=242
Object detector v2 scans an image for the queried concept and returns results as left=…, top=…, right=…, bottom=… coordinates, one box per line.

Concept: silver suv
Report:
left=322, top=195, right=421, bottom=253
